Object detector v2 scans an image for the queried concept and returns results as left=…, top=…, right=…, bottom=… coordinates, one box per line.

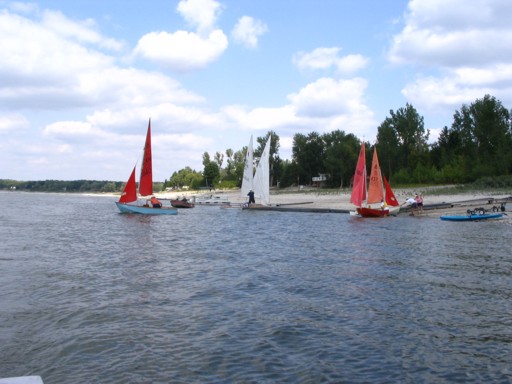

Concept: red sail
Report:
left=383, top=175, right=399, bottom=207
left=367, top=147, right=385, bottom=204
left=350, top=142, right=367, bottom=207
left=139, top=119, right=153, bottom=196
left=119, top=166, right=137, bottom=203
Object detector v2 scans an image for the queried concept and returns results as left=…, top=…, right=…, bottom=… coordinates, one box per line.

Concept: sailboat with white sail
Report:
left=253, top=136, right=271, bottom=206
left=242, top=135, right=271, bottom=208
left=241, top=135, right=254, bottom=199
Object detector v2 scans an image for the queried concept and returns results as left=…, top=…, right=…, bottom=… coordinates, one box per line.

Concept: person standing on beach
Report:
left=402, top=197, right=417, bottom=214
left=415, top=194, right=424, bottom=213
left=247, top=190, right=255, bottom=205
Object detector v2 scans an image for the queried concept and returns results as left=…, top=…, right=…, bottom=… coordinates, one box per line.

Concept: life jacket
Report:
left=151, top=197, right=160, bottom=205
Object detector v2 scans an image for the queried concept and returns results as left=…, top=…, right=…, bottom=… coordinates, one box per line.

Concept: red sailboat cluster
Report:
left=115, top=120, right=178, bottom=215
left=350, top=142, right=400, bottom=217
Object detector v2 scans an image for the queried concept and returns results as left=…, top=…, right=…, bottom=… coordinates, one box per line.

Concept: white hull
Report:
left=192, top=194, right=230, bottom=205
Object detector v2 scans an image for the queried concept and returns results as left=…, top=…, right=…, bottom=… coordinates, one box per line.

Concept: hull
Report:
left=116, top=202, right=178, bottom=215
left=193, top=195, right=230, bottom=205
left=440, top=213, right=503, bottom=221
left=356, top=207, right=390, bottom=217
left=170, top=199, right=195, bottom=208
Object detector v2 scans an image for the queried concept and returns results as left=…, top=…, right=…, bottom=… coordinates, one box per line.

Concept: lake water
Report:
left=1, top=191, right=511, bottom=383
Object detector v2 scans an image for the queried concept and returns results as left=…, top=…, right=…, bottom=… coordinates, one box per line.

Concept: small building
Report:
left=312, top=174, right=328, bottom=187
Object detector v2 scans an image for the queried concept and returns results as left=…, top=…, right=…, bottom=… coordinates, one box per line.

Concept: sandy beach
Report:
left=157, top=187, right=511, bottom=217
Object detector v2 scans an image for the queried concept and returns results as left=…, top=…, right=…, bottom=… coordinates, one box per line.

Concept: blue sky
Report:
left=2, top=0, right=511, bottom=181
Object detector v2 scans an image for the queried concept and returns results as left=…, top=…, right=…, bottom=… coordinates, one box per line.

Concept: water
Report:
left=1, top=192, right=511, bottom=383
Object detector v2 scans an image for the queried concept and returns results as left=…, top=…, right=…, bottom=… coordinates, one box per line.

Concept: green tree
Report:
left=322, top=130, right=361, bottom=188
left=377, top=103, right=430, bottom=182
left=292, top=132, right=324, bottom=185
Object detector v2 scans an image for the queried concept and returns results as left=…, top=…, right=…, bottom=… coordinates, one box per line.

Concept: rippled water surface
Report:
left=1, top=192, right=512, bottom=383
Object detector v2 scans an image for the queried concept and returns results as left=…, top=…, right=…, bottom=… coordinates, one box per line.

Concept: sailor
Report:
left=149, top=196, right=162, bottom=208
left=247, top=190, right=255, bottom=205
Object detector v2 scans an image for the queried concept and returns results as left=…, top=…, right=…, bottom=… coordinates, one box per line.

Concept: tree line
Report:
left=169, top=94, right=512, bottom=190
left=3, top=94, right=511, bottom=193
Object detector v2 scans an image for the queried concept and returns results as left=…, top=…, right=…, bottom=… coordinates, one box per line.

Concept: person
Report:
left=402, top=197, right=417, bottom=215
left=380, top=199, right=388, bottom=210
left=149, top=196, right=162, bottom=208
left=247, top=190, right=255, bottom=205
left=415, top=193, right=424, bottom=213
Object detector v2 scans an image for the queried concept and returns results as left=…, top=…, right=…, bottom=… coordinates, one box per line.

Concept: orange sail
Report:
left=350, top=142, right=367, bottom=207
left=383, top=175, right=399, bottom=207
left=139, top=119, right=153, bottom=196
left=367, top=147, right=384, bottom=204
left=119, top=166, right=137, bottom=203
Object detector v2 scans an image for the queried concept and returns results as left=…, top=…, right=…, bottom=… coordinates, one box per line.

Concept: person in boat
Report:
left=149, top=196, right=162, bottom=208
left=380, top=199, right=388, bottom=210
left=415, top=193, right=424, bottom=213
left=247, top=190, right=255, bottom=205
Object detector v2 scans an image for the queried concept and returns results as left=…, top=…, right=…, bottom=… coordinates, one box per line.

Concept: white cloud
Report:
left=288, top=77, right=370, bottom=118
left=177, top=0, right=223, bottom=34
left=133, top=0, right=229, bottom=71
left=133, top=29, right=228, bottom=71
left=231, top=16, right=268, bottom=49
left=222, top=77, right=376, bottom=140
left=388, top=0, right=512, bottom=115
left=41, top=10, right=124, bottom=51
left=389, top=0, right=512, bottom=67
left=0, top=113, right=29, bottom=132
left=293, top=47, right=368, bottom=75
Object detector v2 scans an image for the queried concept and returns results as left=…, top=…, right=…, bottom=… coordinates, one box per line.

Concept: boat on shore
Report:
left=440, top=211, right=504, bottom=221
left=192, top=194, right=230, bottom=205
left=170, top=198, right=195, bottom=208
left=350, top=142, right=400, bottom=217
left=243, top=135, right=271, bottom=210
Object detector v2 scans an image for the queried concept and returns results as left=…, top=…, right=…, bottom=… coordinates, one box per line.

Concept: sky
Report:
left=2, top=0, right=512, bottom=182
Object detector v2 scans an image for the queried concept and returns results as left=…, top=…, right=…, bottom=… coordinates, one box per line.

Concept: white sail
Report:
left=241, top=135, right=254, bottom=197
left=253, top=136, right=271, bottom=206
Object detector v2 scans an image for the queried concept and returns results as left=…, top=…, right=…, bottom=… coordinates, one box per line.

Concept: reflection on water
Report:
left=1, top=192, right=511, bottom=383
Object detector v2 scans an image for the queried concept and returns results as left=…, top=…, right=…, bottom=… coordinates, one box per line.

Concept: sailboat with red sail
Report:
left=115, top=120, right=177, bottom=215
left=350, top=142, right=400, bottom=217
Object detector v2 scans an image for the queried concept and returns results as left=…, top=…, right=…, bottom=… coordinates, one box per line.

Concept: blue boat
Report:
left=115, top=202, right=177, bottom=215
left=440, top=212, right=504, bottom=221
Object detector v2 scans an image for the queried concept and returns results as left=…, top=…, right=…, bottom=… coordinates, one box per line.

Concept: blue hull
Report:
left=115, top=202, right=178, bottom=215
left=440, top=213, right=503, bottom=221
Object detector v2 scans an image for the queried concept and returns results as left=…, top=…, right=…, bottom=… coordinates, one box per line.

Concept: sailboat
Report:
left=252, top=136, right=271, bottom=206
left=242, top=135, right=271, bottom=208
left=240, top=135, right=254, bottom=199
left=115, top=120, right=178, bottom=215
left=350, top=142, right=400, bottom=217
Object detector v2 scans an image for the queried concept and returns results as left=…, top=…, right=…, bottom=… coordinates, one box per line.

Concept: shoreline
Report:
left=5, top=188, right=509, bottom=217
left=156, top=188, right=511, bottom=217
